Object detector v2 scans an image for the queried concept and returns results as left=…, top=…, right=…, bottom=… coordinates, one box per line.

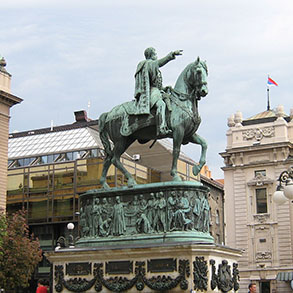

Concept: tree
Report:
left=0, top=209, right=42, bottom=291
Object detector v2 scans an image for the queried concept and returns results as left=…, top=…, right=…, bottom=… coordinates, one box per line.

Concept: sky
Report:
left=1, top=0, right=293, bottom=179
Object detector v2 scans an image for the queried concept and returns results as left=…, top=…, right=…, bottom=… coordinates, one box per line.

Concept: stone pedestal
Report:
left=47, top=182, right=241, bottom=292
left=46, top=243, right=241, bottom=293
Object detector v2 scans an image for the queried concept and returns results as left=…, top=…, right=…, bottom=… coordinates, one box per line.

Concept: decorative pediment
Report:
left=247, top=174, right=274, bottom=186
left=242, top=127, right=275, bottom=141
left=253, top=214, right=270, bottom=224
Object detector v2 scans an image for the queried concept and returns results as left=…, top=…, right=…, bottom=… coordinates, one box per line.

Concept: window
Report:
left=260, top=281, right=270, bottom=293
left=256, top=188, right=267, bottom=214
left=255, top=170, right=266, bottom=177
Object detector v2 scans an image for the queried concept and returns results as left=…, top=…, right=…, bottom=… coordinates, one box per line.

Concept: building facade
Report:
left=0, top=57, right=22, bottom=210
left=221, top=106, right=293, bottom=292
left=201, top=174, right=225, bottom=245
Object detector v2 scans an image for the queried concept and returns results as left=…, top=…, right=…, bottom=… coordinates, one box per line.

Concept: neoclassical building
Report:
left=221, top=106, right=293, bottom=292
left=0, top=57, right=22, bottom=210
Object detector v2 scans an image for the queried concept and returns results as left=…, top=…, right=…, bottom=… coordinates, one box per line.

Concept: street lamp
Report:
left=67, top=222, right=75, bottom=248
left=273, top=166, right=293, bottom=204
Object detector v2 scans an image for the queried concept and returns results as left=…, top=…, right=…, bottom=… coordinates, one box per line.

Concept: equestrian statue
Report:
left=98, top=48, right=208, bottom=189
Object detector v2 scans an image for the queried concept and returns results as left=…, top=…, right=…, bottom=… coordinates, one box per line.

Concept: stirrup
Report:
left=159, top=126, right=172, bottom=136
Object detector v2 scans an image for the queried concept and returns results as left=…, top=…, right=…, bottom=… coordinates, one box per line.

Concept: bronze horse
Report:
left=98, top=57, right=208, bottom=189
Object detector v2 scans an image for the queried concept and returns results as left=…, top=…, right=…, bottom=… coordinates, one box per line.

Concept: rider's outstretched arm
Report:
left=157, top=50, right=183, bottom=67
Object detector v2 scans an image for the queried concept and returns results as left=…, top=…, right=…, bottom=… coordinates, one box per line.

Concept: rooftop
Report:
left=9, top=126, right=102, bottom=159
left=8, top=111, right=197, bottom=175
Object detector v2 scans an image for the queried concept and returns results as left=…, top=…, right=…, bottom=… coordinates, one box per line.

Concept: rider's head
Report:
left=144, top=47, right=157, bottom=60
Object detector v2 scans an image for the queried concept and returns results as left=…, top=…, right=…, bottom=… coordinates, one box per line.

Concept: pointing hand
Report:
left=173, top=50, right=183, bottom=56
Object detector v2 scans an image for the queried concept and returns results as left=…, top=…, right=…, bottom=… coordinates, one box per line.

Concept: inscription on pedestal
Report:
left=105, top=261, right=133, bottom=274
left=147, top=258, right=177, bottom=273
left=65, top=262, right=91, bottom=276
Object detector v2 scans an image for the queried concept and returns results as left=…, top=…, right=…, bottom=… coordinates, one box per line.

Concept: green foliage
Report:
left=0, top=209, right=7, bottom=248
left=0, top=209, right=42, bottom=290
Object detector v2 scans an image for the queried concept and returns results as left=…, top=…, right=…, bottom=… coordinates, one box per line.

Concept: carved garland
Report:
left=242, top=127, right=275, bottom=141
left=255, top=251, right=272, bottom=260
left=54, top=259, right=190, bottom=292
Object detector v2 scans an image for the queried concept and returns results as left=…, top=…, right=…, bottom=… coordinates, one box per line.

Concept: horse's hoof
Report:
left=192, top=165, right=201, bottom=176
left=127, top=179, right=137, bottom=188
left=101, top=182, right=110, bottom=190
left=172, top=174, right=182, bottom=182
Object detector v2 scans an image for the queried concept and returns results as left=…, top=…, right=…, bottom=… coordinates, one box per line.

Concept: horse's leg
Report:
left=189, top=133, right=207, bottom=176
left=100, top=155, right=112, bottom=189
left=111, top=137, right=137, bottom=187
left=171, top=128, right=184, bottom=181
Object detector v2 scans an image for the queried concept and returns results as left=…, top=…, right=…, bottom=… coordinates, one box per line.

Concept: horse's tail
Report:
left=98, top=112, right=112, bottom=157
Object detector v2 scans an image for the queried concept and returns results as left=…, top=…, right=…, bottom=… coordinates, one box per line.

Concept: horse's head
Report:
left=191, top=57, right=208, bottom=99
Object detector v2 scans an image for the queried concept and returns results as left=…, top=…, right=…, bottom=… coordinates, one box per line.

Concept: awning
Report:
left=276, top=272, right=293, bottom=281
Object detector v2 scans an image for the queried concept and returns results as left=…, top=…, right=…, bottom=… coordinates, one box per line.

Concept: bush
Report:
left=0, top=209, right=42, bottom=291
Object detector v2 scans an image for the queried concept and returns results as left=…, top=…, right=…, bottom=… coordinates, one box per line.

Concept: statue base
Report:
left=77, top=230, right=214, bottom=248
left=47, top=182, right=242, bottom=292
left=46, top=242, right=242, bottom=293
left=77, top=181, right=213, bottom=247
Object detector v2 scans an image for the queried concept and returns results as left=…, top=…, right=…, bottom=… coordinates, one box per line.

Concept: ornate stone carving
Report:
left=242, top=127, right=275, bottom=141
left=247, top=174, right=274, bottom=186
left=253, top=214, right=270, bottom=223
left=55, top=259, right=190, bottom=292
left=209, top=260, right=239, bottom=292
left=94, top=262, right=137, bottom=292
left=232, top=263, right=240, bottom=291
left=94, top=259, right=190, bottom=292
left=54, top=265, right=64, bottom=293
left=63, top=278, right=96, bottom=292
left=217, top=260, right=233, bottom=293
left=255, top=251, right=272, bottom=260
left=193, top=256, right=208, bottom=291
left=210, top=259, right=218, bottom=290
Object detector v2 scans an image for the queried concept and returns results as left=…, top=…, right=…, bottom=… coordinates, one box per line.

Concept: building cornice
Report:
left=220, top=141, right=293, bottom=157
left=221, top=157, right=293, bottom=171
left=200, top=174, right=224, bottom=190
left=0, top=90, right=22, bottom=107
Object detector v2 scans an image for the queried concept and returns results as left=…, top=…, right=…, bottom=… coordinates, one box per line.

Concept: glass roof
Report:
left=8, top=127, right=103, bottom=159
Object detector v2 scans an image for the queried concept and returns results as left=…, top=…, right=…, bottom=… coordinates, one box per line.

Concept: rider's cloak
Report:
left=134, top=52, right=175, bottom=115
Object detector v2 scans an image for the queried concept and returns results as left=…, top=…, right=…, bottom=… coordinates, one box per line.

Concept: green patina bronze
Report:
left=77, top=181, right=214, bottom=247
left=77, top=49, right=212, bottom=246
left=99, top=48, right=208, bottom=189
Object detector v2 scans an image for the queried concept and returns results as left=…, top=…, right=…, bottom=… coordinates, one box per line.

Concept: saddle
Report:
left=120, top=107, right=156, bottom=136
left=120, top=91, right=174, bottom=137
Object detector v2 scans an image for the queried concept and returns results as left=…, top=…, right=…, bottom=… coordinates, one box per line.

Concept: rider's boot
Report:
left=156, top=99, right=171, bottom=136
left=162, top=92, right=172, bottom=112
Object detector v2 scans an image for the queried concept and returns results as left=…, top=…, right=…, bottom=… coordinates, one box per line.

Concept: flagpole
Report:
left=267, top=74, right=270, bottom=111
